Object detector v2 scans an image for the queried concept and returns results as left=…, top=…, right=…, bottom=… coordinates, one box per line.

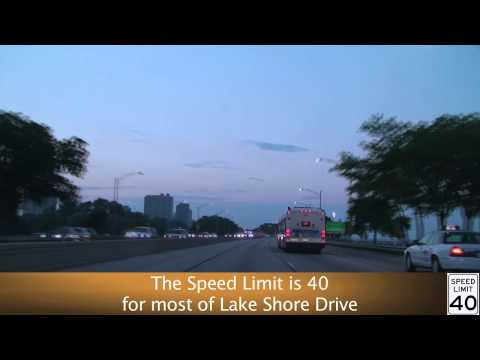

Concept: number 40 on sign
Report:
left=448, top=273, right=479, bottom=316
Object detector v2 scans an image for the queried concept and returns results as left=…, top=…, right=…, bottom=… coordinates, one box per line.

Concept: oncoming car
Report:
left=124, top=226, right=158, bottom=239
left=199, top=232, right=217, bottom=238
left=50, top=227, right=89, bottom=241
left=164, top=228, right=188, bottom=239
left=404, top=228, right=480, bottom=272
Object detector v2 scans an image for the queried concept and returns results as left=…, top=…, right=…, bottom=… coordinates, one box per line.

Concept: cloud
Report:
left=177, top=194, right=225, bottom=202
left=128, top=139, right=150, bottom=144
left=126, top=129, right=148, bottom=137
left=245, top=140, right=309, bottom=153
left=184, top=161, right=231, bottom=169
left=81, top=186, right=136, bottom=191
left=232, top=189, right=247, bottom=194
left=248, top=177, right=265, bottom=183
left=81, top=186, right=113, bottom=191
left=123, top=128, right=151, bottom=144
left=183, top=188, right=210, bottom=194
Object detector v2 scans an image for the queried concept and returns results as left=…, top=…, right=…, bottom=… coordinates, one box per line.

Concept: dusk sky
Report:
left=2, top=45, right=479, bottom=230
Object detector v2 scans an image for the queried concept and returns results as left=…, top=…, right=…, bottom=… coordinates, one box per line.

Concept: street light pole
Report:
left=298, top=187, right=322, bottom=210
left=114, top=171, right=144, bottom=202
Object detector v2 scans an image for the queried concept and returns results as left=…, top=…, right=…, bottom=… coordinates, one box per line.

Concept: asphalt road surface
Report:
left=63, top=237, right=405, bottom=272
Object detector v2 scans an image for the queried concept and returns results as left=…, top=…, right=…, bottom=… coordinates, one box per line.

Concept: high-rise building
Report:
left=175, top=202, right=192, bottom=228
left=144, top=194, right=173, bottom=220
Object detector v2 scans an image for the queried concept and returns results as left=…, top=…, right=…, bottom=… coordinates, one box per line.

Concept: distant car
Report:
left=404, top=230, right=480, bottom=272
left=85, top=228, right=98, bottom=238
left=50, top=227, right=85, bottom=241
left=74, top=227, right=92, bottom=240
left=32, top=232, right=49, bottom=239
left=125, top=226, right=158, bottom=239
left=164, top=228, right=188, bottom=239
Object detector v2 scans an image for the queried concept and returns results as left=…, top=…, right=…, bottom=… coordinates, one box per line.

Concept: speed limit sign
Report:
left=447, top=273, right=479, bottom=315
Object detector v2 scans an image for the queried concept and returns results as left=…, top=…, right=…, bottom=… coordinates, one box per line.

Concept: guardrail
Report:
left=0, top=236, right=236, bottom=271
left=0, top=235, right=152, bottom=243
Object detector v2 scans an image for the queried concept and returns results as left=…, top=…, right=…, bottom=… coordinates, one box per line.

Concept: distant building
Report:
left=144, top=194, right=174, bottom=220
left=175, top=202, right=192, bottom=227
left=19, top=197, right=59, bottom=216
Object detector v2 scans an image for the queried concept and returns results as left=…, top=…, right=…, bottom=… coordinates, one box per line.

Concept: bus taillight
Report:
left=286, top=228, right=292, bottom=237
left=321, top=229, right=326, bottom=240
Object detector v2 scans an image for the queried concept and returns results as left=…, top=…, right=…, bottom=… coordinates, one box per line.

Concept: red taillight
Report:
left=286, top=228, right=292, bottom=237
left=450, top=246, right=465, bottom=256
left=321, top=229, right=326, bottom=240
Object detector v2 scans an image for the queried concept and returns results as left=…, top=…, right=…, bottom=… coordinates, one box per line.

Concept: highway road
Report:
left=63, top=237, right=406, bottom=272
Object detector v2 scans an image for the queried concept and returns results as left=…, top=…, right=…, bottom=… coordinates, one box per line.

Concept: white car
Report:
left=199, top=232, right=215, bottom=238
left=50, top=227, right=85, bottom=241
left=125, top=226, right=158, bottom=239
left=164, top=228, right=188, bottom=239
left=404, top=230, right=480, bottom=272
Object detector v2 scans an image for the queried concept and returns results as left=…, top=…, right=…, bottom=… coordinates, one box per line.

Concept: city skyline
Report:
left=2, top=45, right=479, bottom=230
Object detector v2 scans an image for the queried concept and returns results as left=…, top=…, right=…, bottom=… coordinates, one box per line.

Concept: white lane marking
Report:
left=267, top=238, right=298, bottom=272
left=285, top=261, right=297, bottom=272
left=184, top=241, right=254, bottom=271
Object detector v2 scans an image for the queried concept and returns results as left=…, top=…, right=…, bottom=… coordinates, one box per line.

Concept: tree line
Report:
left=15, top=198, right=242, bottom=236
left=332, top=113, right=480, bottom=243
left=0, top=111, right=242, bottom=236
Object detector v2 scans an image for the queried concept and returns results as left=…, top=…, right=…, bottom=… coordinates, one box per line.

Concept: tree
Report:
left=441, top=113, right=480, bottom=230
left=194, top=216, right=240, bottom=235
left=255, top=223, right=277, bottom=235
left=0, top=111, right=89, bottom=233
left=398, top=118, right=458, bottom=228
left=347, top=195, right=402, bottom=244
left=333, top=112, right=480, bottom=237
left=333, top=114, right=425, bottom=240
left=168, top=219, right=189, bottom=230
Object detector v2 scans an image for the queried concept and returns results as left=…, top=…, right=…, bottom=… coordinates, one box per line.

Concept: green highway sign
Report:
left=326, top=221, right=346, bottom=234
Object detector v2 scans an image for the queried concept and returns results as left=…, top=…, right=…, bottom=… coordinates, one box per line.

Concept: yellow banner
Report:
left=0, top=273, right=447, bottom=315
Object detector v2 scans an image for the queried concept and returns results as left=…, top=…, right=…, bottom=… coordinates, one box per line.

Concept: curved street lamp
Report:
left=314, top=157, right=337, bottom=165
left=298, top=187, right=322, bottom=210
left=113, top=171, right=144, bottom=202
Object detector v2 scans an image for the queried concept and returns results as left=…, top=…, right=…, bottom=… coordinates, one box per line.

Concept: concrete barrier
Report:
left=326, top=239, right=406, bottom=255
left=0, top=237, right=235, bottom=271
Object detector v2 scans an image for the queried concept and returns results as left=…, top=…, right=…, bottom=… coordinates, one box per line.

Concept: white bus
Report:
left=276, top=206, right=327, bottom=253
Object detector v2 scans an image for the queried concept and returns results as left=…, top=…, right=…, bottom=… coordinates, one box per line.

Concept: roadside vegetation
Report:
left=333, top=113, right=480, bottom=243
